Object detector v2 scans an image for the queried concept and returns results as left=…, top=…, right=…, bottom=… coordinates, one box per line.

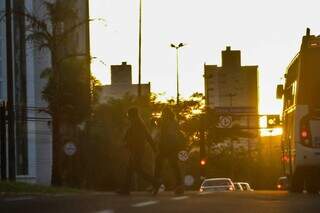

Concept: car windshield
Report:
left=240, top=184, right=248, bottom=190
left=234, top=184, right=241, bottom=190
left=203, top=179, right=231, bottom=186
left=278, top=178, right=288, bottom=185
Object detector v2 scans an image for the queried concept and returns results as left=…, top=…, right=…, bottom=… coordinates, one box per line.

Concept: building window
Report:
left=0, top=40, right=2, bottom=58
left=0, top=81, right=3, bottom=99
left=0, top=60, right=3, bottom=79
left=0, top=27, right=2, bottom=39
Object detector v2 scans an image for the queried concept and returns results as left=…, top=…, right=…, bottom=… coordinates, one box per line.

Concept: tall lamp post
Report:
left=170, top=43, right=186, bottom=106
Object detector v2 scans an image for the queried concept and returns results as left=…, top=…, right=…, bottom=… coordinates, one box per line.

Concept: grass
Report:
left=0, top=181, right=84, bottom=195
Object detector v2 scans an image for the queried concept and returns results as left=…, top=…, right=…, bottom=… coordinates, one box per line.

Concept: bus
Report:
left=277, top=28, right=320, bottom=193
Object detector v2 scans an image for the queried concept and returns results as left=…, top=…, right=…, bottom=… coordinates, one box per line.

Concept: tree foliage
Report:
left=41, top=58, right=98, bottom=124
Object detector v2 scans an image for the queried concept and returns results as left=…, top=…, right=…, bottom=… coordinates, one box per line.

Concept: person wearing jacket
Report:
left=118, top=107, right=160, bottom=195
left=153, top=107, right=184, bottom=195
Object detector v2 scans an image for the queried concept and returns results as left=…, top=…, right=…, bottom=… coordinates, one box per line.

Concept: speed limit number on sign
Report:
left=178, top=150, right=189, bottom=162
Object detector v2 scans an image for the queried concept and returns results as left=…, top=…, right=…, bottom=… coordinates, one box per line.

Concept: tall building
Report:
left=204, top=46, right=259, bottom=148
left=204, top=46, right=258, bottom=109
left=0, top=0, right=90, bottom=185
left=99, top=62, right=151, bottom=102
left=1, top=0, right=32, bottom=181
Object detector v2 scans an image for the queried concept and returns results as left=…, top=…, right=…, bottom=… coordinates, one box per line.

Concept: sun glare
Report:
left=260, top=128, right=283, bottom=137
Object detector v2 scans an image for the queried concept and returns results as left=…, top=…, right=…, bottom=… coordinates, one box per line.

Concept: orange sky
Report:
left=90, top=0, right=320, bottom=115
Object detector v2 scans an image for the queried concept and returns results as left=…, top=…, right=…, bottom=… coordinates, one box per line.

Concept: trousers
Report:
left=154, top=151, right=182, bottom=186
left=123, top=151, right=158, bottom=191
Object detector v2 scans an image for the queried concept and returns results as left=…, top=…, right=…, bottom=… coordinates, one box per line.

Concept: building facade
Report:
left=0, top=0, right=90, bottom=185
left=99, top=62, right=151, bottom=102
left=1, top=0, right=35, bottom=182
left=204, top=46, right=259, bottom=149
left=204, top=46, right=258, bottom=109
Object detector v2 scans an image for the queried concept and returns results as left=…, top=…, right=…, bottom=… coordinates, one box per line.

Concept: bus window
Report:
left=310, top=120, right=320, bottom=148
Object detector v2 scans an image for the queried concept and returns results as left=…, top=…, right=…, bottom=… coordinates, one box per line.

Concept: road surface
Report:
left=1, top=191, right=320, bottom=213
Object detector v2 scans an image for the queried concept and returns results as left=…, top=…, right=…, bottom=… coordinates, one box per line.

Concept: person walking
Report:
left=153, top=107, right=185, bottom=195
left=118, top=107, right=160, bottom=195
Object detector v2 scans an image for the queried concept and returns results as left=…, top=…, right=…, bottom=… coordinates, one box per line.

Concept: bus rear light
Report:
left=301, top=130, right=308, bottom=139
left=282, top=155, right=289, bottom=162
left=300, top=128, right=312, bottom=146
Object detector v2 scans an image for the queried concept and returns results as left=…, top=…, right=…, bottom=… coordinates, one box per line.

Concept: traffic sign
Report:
left=266, top=115, right=280, bottom=128
left=184, top=175, right=194, bottom=186
left=178, top=150, right=189, bottom=162
left=218, top=115, right=232, bottom=128
left=64, top=142, right=77, bottom=156
left=159, top=184, right=166, bottom=192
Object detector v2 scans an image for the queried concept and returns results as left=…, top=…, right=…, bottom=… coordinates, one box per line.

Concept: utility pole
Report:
left=6, top=0, right=16, bottom=181
left=247, top=115, right=252, bottom=180
left=268, top=129, right=273, bottom=166
left=226, top=92, right=236, bottom=179
left=137, top=0, right=142, bottom=97
left=0, top=102, right=7, bottom=180
left=199, top=115, right=206, bottom=180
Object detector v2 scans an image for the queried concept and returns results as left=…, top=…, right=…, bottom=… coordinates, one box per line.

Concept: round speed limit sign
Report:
left=184, top=175, right=195, bottom=186
left=64, top=142, right=77, bottom=156
left=178, top=150, right=189, bottom=162
left=219, top=115, right=232, bottom=128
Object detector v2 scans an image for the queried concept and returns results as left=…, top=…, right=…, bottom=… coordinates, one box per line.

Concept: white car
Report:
left=233, top=182, right=244, bottom=191
left=238, top=182, right=253, bottom=191
left=199, top=178, right=235, bottom=192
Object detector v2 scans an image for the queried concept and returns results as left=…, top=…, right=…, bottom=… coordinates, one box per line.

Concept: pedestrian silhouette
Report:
left=153, top=107, right=185, bottom=195
left=118, top=107, right=160, bottom=195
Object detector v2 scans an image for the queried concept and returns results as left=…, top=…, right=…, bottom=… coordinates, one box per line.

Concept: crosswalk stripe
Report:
left=171, top=196, right=189, bottom=200
left=132, top=200, right=159, bottom=207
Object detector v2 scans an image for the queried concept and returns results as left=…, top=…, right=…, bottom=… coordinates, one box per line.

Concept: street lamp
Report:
left=170, top=43, right=186, bottom=105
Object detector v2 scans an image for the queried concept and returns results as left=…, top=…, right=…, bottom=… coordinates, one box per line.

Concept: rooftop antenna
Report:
left=306, top=28, right=310, bottom=36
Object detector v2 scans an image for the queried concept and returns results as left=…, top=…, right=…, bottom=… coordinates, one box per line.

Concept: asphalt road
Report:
left=1, top=191, right=320, bottom=213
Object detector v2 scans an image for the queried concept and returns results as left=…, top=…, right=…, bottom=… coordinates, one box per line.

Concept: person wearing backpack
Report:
left=153, top=107, right=185, bottom=195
